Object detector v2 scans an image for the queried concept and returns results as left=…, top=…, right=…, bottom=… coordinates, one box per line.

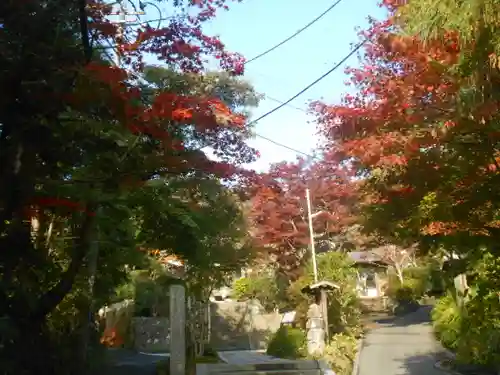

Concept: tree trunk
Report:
left=76, top=208, right=101, bottom=375
left=2, top=317, right=55, bottom=375
left=395, top=265, right=404, bottom=285
left=33, top=204, right=97, bottom=320
left=185, top=325, right=197, bottom=375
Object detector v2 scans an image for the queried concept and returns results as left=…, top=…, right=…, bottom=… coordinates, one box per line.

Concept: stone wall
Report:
left=209, top=300, right=282, bottom=351
left=98, top=299, right=135, bottom=347
left=99, top=299, right=282, bottom=353
left=132, top=317, right=171, bottom=353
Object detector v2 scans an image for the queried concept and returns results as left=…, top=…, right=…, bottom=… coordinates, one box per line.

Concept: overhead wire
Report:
left=244, top=0, right=345, bottom=65
left=248, top=39, right=366, bottom=128
left=252, top=133, right=315, bottom=159
left=264, top=95, right=309, bottom=114
left=247, top=39, right=368, bottom=161
left=98, top=9, right=365, bottom=166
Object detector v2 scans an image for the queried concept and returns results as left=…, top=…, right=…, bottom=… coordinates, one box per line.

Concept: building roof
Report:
left=348, top=250, right=388, bottom=265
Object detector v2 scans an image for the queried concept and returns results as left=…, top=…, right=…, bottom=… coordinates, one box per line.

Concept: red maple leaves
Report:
left=34, top=0, right=255, bottom=214
left=88, top=5, right=252, bottom=173
left=247, top=157, right=359, bottom=275
left=310, top=4, right=500, bottom=238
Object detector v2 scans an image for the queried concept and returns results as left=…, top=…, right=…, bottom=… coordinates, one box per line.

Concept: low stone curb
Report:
left=350, top=339, right=363, bottom=375
left=215, top=352, right=335, bottom=375
left=216, top=351, right=290, bottom=364
left=198, top=359, right=335, bottom=375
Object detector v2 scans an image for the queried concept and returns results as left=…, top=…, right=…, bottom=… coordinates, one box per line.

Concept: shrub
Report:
left=232, top=277, right=251, bottom=299
left=403, top=266, right=429, bottom=282
left=431, top=293, right=461, bottom=351
left=426, top=258, right=446, bottom=296
left=232, top=274, right=279, bottom=312
left=394, top=286, right=418, bottom=304
left=454, top=253, right=500, bottom=366
left=321, top=333, right=358, bottom=375
left=195, top=356, right=220, bottom=364
left=266, top=326, right=306, bottom=359
left=287, top=252, right=361, bottom=335
left=386, top=266, right=429, bottom=304
left=328, top=287, right=362, bottom=337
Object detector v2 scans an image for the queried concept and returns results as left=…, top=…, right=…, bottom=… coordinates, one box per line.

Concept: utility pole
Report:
left=305, top=188, right=334, bottom=343
left=306, top=188, right=319, bottom=284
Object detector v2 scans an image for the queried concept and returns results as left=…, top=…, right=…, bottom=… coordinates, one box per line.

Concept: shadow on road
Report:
left=401, top=354, right=446, bottom=375
left=93, top=349, right=165, bottom=375
left=402, top=353, right=498, bottom=375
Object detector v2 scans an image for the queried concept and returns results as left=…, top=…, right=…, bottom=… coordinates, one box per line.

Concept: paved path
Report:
left=94, top=349, right=168, bottom=375
left=217, top=350, right=292, bottom=365
left=357, top=306, right=447, bottom=375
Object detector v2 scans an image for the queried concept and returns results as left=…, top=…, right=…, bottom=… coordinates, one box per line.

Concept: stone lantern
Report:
left=301, top=281, right=339, bottom=356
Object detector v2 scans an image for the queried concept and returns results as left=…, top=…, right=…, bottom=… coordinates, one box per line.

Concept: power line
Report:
left=100, top=9, right=363, bottom=165
left=253, top=133, right=314, bottom=158
left=248, top=39, right=366, bottom=127
left=248, top=39, right=368, bottom=160
left=245, top=0, right=345, bottom=65
left=99, top=37, right=315, bottom=163
left=265, top=95, right=309, bottom=113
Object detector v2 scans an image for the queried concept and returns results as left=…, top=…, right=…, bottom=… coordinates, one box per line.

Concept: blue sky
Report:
left=203, top=0, right=387, bottom=172
left=111, top=0, right=387, bottom=172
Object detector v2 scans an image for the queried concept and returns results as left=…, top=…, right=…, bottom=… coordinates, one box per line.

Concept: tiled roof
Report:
left=348, top=251, right=387, bottom=264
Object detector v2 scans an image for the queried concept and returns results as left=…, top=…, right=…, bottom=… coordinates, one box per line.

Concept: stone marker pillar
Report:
left=306, top=296, right=325, bottom=356
left=170, top=284, right=186, bottom=375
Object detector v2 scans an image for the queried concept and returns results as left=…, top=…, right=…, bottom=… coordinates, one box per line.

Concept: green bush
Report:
left=386, top=266, right=430, bottom=304
left=428, top=267, right=445, bottom=295
left=431, top=253, right=500, bottom=367
left=266, top=326, right=306, bottom=359
left=321, top=333, right=358, bottom=375
left=232, top=274, right=279, bottom=312
left=431, top=293, right=461, bottom=351
left=453, top=253, right=500, bottom=366
left=287, top=252, right=361, bottom=336
left=111, top=269, right=175, bottom=317
left=195, top=356, right=220, bottom=364
left=394, top=285, right=418, bottom=303
left=403, top=266, right=429, bottom=282
left=232, top=277, right=252, bottom=299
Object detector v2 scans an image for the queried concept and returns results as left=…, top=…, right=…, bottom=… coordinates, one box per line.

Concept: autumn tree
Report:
left=313, top=0, right=500, bottom=254
left=310, top=3, right=500, bottom=364
left=395, top=0, right=500, bottom=365
left=248, top=157, right=359, bottom=277
left=313, top=9, right=461, bottom=242
left=0, top=1, right=259, bottom=373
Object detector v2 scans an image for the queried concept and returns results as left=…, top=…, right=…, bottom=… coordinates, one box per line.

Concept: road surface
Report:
left=357, top=306, right=447, bottom=375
